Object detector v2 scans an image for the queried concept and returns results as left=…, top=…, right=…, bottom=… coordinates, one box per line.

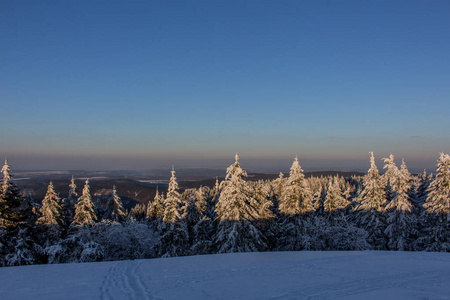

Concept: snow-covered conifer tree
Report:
left=155, top=167, right=189, bottom=257
left=72, top=180, right=97, bottom=226
left=324, top=176, right=350, bottom=212
left=384, top=159, right=417, bottom=250
left=146, top=187, right=164, bottom=219
left=215, top=153, right=260, bottom=221
left=0, top=159, right=24, bottom=228
left=355, top=152, right=387, bottom=250
left=163, top=167, right=183, bottom=223
left=37, top=182, right=63, bottom=225
left=415, top=153, right=450, bottom=251
left=103, top=186, right=126, bottom=222
left=386, top=160, right=413, bottom=212
left=278, top=156, right=314, bottom=215
left=61, top=176, right=77, bottom=225
left=424, top=153, right=450, bottom=214
left=213, top=154, right=268, bottom=253
left=357, top=152, right=386, bottom=211
left=415, top=170, right=431, bottom=209
left=382, top=154, right=398, bottom=204
left=194, top=186, right=207, bottom=214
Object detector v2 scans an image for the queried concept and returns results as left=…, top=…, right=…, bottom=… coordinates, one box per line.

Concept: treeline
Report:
left=0, top=152, right=449, bottom=267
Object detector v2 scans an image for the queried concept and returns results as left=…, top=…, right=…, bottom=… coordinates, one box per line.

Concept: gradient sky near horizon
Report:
left=1, top=1, right=449, bottom=173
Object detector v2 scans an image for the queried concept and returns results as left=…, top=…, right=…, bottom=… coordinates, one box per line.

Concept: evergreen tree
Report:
left=384, top=159, right=417, bottom=250
left=324, top=176, right=350, bottom=212
left=72, top=180, right=97, bottom=226
left=355, top=152, right=387, bottom=250
left=416, top=153, right=450, bottom=251
left=424, top=153, right=450, bottom=214
left=37, top=182, right=63, bottom=225
left=357, top=152, right=386, bottom=211
left=0, top=159, right=24, bottom=228
left=416, top=170, right=431, bottom=209
left=103, top=186, right=126, bottom=222
left=61, top=176, right=77, bottom=225
left=215, top=153, right=260, bottom=221
left=278, top=156, right=314, bottom=215
left=163, top=167, right=183, bottom=223
left=155, top=167, right=189, bottom=257
left=213, top=154, right=268, bottom=253
left=382, top=154, right=398, bottom=204
left=146, top=187, right=164, bottom=219
left=386, top=160, right=413, bottom=212
left=194, top=186, right=207, bottom=214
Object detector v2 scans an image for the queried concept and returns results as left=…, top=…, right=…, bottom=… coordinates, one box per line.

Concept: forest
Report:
left=0, top=152, right=449, bottom=267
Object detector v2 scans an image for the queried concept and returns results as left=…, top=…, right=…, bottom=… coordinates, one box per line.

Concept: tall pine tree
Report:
left=0, top=159, right=24, bottom=228
left=38, top=182, right=62, bottom=225
left=279, top=156, right=313, bottom=215
left=213, top=154, right=268, bottom=253
left=416, top=153, right=450, bottom=251
left=103, top=186, right=126, bottom=223
left=355, top=152, right=387, bottom=250
left=72, top=180, right=97, bottom=226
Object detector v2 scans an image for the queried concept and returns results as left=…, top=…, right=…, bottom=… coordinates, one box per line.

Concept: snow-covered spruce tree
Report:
left=194, top=186, right=207, bottom=214
left=213, top=153, right=268, bottom=253
left=72, top=180, right=97, bottom=226
left=163, top=167, right=183, bottom=223
left=416, top=153, right=450, bottom=251
left=146, top=187, right=164, bottom=220
left=206, top=178, right=220, bottom=220
left=324, top=176, right=350, bottom=213
left=357, top=153, right=387, bottom=211
left=278, top=156, right=314, bottom=215
left=103, top=186, right=126, bottom=223
left=415, top=170, right=431, bottom=209
left=61, top=176, right=77, bottom=226
left=155, top=167, right=189, bottom=258
left=276, top=156, right=316, bottom=251
left=354, top=152, right=387, bottom=250
left=382, top=154, right=398, bottom=204
left=313, top=184, right=327, bottom=214
left=37, top=182, right=63, bottom=226
left=384, top=159, right=418, bottom=250
left=424, top=153, right=450, bottom=215
left=0, top=159, right=25, bottom=229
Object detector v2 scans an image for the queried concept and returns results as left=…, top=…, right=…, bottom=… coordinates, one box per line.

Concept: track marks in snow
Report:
left=101, top=260, right=157, bottom=300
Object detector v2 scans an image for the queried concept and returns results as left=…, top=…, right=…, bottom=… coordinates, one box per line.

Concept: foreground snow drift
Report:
left=1, top=251, right=450, bottom=300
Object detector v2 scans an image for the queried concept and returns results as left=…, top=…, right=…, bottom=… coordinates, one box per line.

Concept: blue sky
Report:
left=1, top=1, right=449, bottom=172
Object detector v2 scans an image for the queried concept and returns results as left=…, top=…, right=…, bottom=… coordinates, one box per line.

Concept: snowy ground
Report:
left=1, top=251, right=450, bottom=300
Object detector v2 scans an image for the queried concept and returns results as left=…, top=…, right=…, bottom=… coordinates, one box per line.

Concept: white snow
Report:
left=1, top=251, right=450, bottom=300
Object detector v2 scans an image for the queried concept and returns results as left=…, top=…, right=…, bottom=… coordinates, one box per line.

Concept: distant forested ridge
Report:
left=1, top=152, right=449, bottom=267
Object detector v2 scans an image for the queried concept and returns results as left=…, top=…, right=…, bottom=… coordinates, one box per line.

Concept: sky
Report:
left=1, top=0, right=449, bottom=173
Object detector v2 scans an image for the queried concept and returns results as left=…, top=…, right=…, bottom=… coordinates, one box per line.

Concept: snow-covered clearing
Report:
left=1, top=251, right=449, bottom=300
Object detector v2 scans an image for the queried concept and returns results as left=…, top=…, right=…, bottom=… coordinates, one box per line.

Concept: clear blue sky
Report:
left=1, top=0, right=449, bottom=173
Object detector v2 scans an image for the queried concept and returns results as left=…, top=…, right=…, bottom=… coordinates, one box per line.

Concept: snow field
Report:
left=1, top=251, right=450, bottom=300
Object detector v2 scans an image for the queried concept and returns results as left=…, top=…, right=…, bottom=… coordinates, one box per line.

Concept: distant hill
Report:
left=15, top=170, right=364, bottom=207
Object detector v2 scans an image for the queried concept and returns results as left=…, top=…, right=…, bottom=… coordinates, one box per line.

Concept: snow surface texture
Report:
left=1, top=251, right=450, bottom=300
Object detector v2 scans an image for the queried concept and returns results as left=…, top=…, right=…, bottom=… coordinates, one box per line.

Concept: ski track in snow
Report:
left=101, top=260, right=158, bottom=300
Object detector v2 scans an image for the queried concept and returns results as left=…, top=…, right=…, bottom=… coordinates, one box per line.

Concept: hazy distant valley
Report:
left=14, top=168, right=364, bottom=209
